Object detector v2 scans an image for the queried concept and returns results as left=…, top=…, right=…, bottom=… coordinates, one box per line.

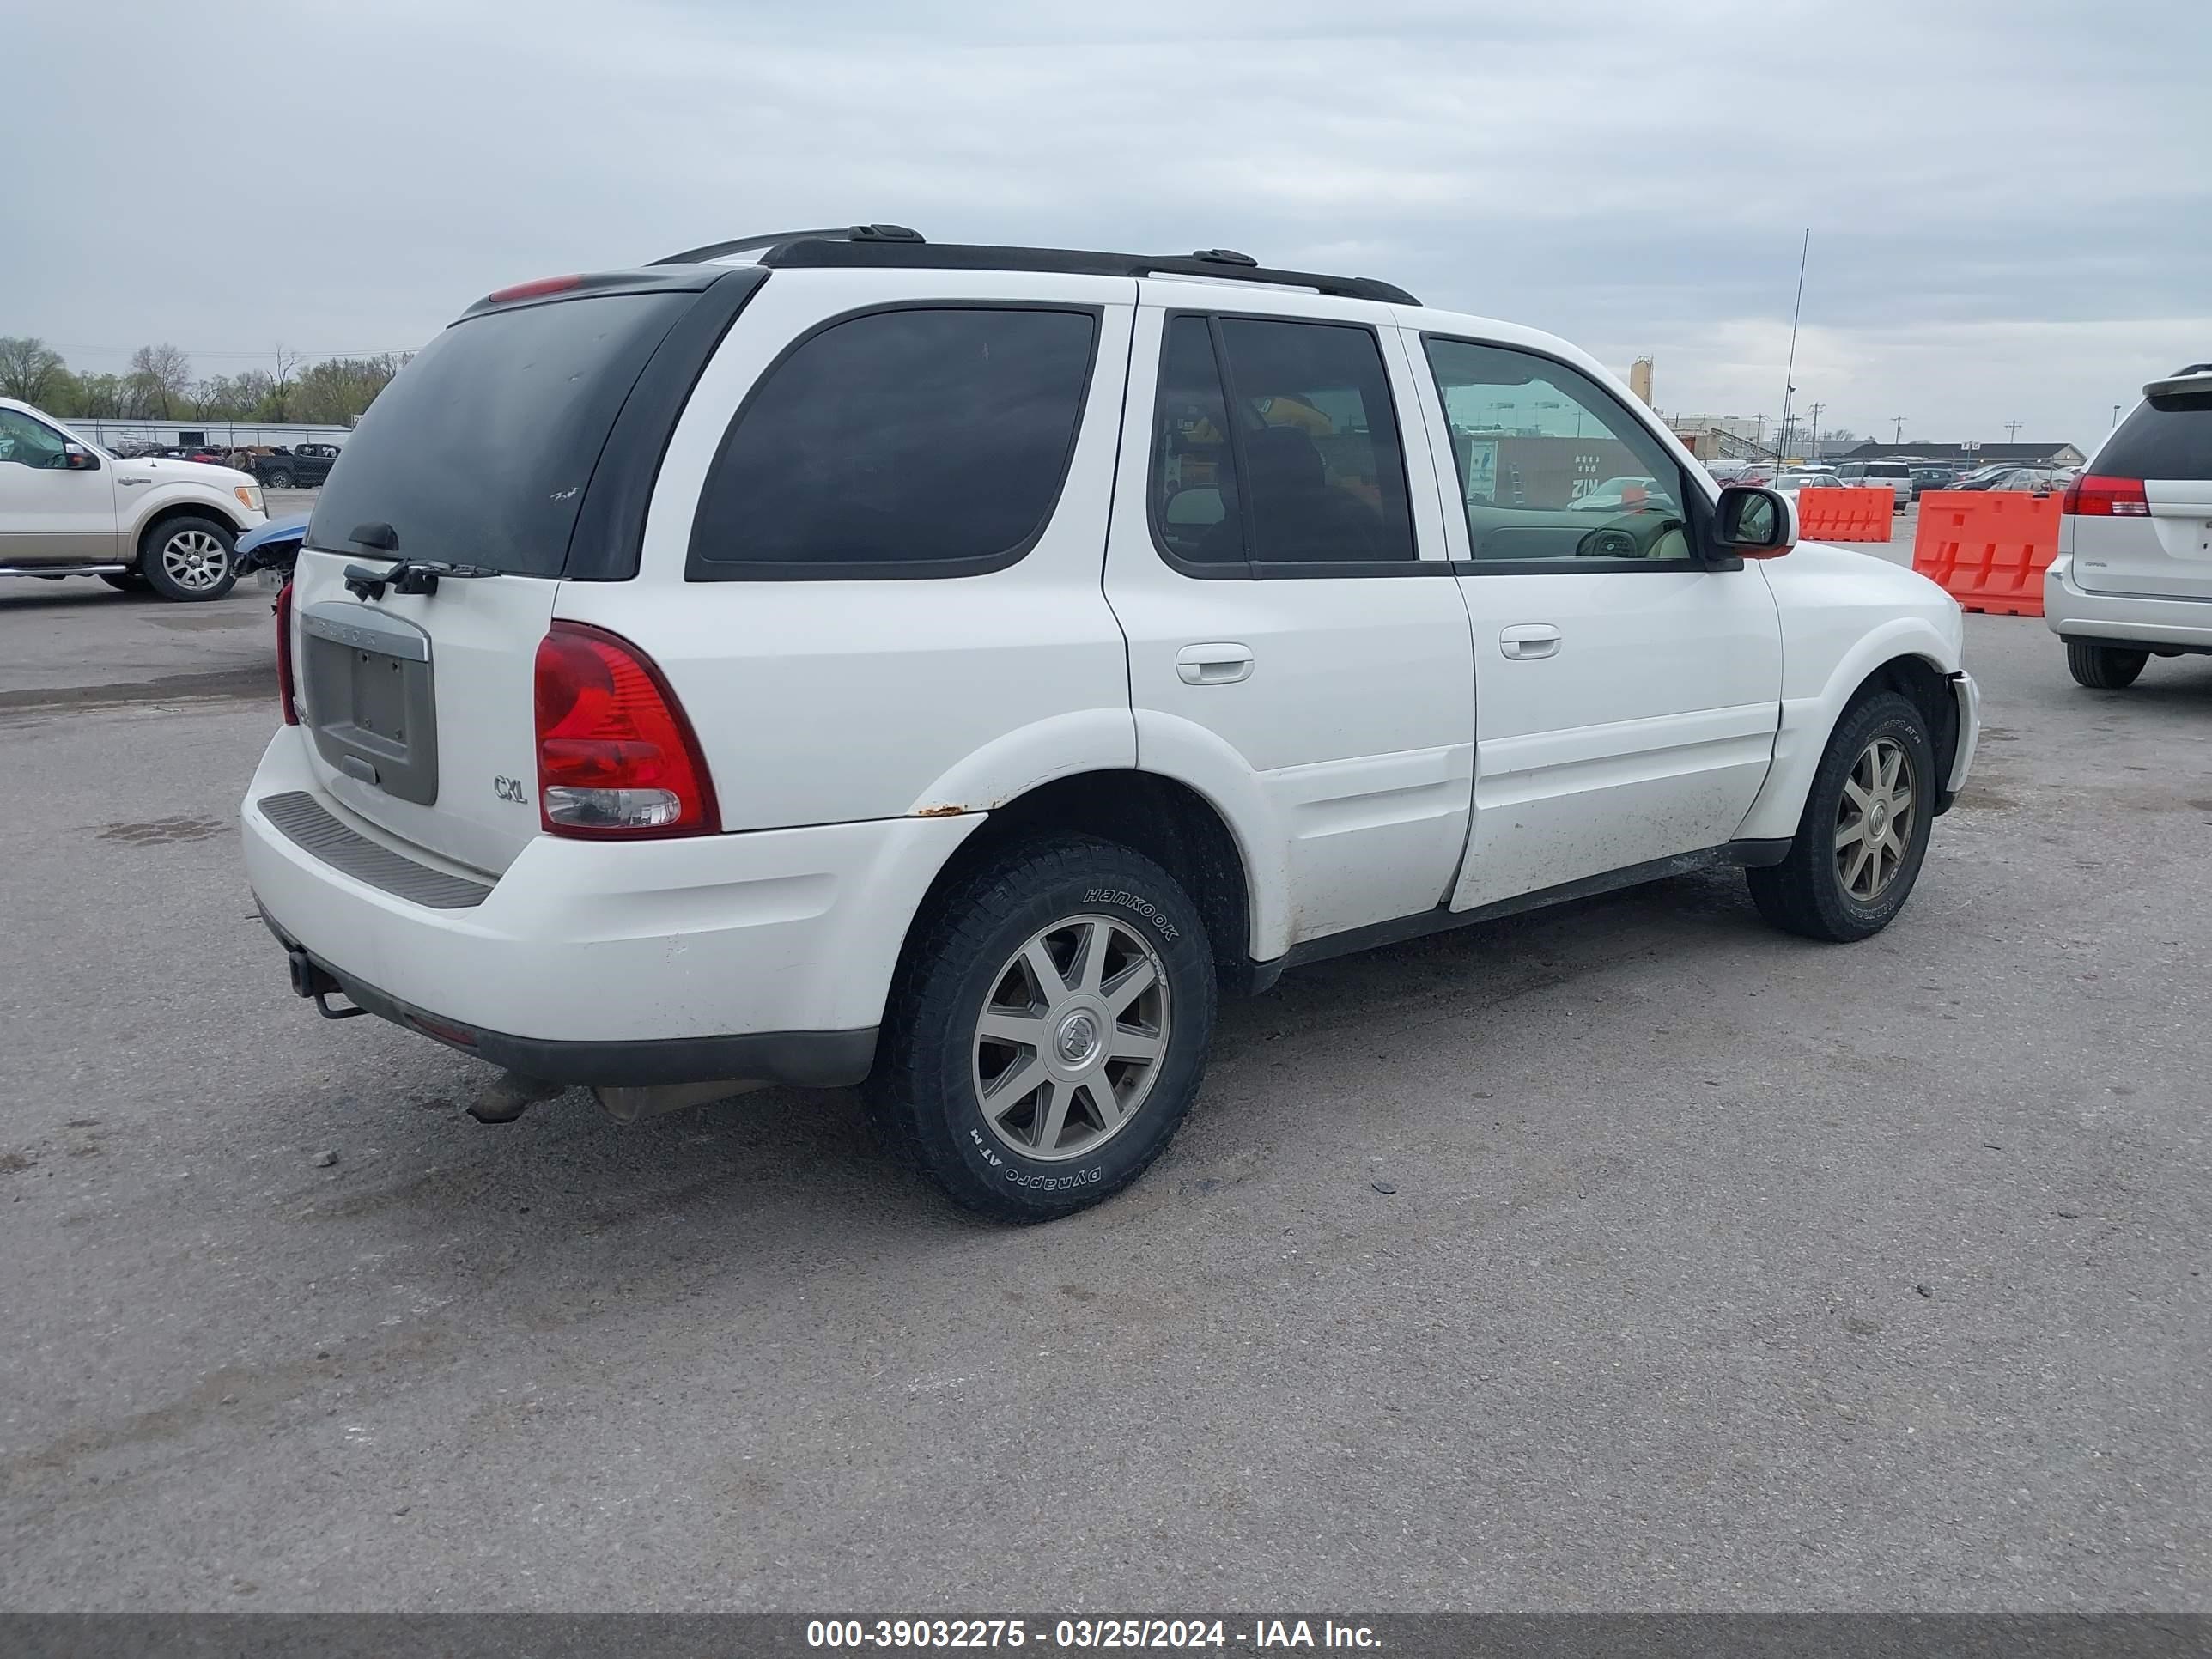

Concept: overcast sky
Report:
left=9, top=0, right=2208, bottom=447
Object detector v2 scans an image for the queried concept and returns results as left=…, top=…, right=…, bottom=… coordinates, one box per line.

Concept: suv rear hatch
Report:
left=2066, top=368, right=2212, bottom=601
left=283, top=266, right=761, bottom=876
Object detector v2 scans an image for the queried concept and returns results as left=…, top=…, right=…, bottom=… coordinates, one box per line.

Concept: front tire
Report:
left=1747, top=690, right=1936, bottom=943
left=871, top=836, right=1217, bottom=1222
left=139, top=516, right=238, bottom=602
left=2065, top=641, right=2148, bottom=690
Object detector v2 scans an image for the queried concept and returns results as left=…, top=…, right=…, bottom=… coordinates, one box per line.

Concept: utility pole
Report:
left=2005, top=419, right=2023, bottom=444
left=1778, top=228, right=1809, bottom=466
left=1808, top=402, right=1824, bottom=463
left=1893, top=416, right=1905, bottom=445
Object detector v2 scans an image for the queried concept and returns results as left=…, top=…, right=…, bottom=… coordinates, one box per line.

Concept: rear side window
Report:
left=308, top=292, right=696, bottom=576
left=1148, top=314, right=1416, bottom=572
left=2100, top=386, right=2212, bottom=479
left=688, top=307, right=1097, bottom=579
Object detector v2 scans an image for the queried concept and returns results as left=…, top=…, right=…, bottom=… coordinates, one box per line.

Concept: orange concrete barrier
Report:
left=1796, top=486, right=1894, bottom=542
left=1911, top=490, right=2063, bottom=617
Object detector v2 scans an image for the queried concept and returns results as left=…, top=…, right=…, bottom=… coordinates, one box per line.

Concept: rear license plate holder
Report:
left=300, top=601, right=440, bottom=805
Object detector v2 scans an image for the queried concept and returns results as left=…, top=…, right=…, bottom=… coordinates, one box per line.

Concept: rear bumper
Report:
left=240, top=727, right=981, bottom=1085
left=260, top=907, right=875, bottom=1088
left=2045, top=556, right=2212, bottom=651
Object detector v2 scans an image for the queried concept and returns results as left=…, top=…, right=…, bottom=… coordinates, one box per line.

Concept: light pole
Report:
left=1778, top=228, right=1809, bottom=469
left=2112, top=404, right=2122, bottom=428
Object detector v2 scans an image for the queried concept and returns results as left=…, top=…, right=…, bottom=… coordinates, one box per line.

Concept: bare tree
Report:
left=269, top=346, right=302, bottom=422
left=0, top=337, right=70, bottom=404
left=127, top=343, right=192, bottom=418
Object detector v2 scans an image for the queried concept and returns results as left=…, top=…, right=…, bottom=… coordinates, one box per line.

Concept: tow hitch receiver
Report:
left=287, top=947, right=366, bottom=1020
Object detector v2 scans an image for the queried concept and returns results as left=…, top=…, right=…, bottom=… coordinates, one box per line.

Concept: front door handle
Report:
left=1176, top=642, right=1255, bottom=685
left=1499, top=624, right=1561, bottom=660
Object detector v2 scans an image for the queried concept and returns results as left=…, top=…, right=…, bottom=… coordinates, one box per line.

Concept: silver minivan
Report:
left=2045, top=363, right=2212, bottom=688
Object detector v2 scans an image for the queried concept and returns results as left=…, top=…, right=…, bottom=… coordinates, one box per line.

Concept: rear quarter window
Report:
left=2100, top=389, right=2212, bottom=479
left=307, top=291, right=698, bottom=576
left=687, top=306, right=1098, bottom=580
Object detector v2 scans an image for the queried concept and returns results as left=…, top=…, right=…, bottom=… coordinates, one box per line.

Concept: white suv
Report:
left=0, top=398, right=267, bottom=600
left=1832, top=459, right=1915, bottom=510
left=240, top=228, right=1981, bottom=1220
left=2046, top=362, right=2212, bottom=687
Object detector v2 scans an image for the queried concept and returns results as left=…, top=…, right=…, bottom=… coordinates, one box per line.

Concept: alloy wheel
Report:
left=1834, top=736, right=1916, bottom=902
left=971, top=914, right=1171, bottom=1162
left=161, top=529, right=230, bottom=592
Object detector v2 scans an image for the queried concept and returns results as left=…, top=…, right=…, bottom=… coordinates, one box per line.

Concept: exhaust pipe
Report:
left=467, top=1071, right=567, bottom=1124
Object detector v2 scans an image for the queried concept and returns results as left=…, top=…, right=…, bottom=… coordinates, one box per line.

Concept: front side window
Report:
left=0, top=409, right=68, bottom=469
left=690, top=307, right=1097, bottom=576
left=1149, top=314, right=1417, bottom=571
left=1423, top=338, right=1695, bottom=565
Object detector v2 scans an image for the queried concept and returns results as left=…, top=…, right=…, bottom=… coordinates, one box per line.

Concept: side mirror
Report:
left=1712, top=484, right=1795, bottom=560
left=62, top=445, right=100, bottom=472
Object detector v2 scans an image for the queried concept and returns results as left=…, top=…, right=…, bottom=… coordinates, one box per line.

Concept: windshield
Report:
left=307, top=291, right=696, bottom=575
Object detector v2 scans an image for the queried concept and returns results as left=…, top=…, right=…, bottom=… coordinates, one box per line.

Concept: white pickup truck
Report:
left=240, top=228, right=1980, bottom=1220
left=0, top=398, right=266, bottom=599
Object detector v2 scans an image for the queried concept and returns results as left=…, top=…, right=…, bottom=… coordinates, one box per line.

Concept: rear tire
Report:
left=264, top=469, right=295, bottom=489
left=138, top=516, right=238, bottom=602
left=1747, top=690, right=1936, bottom=943
left=870, top=836, right=1216, bottom=1223
left=2065, top=641, right=2148, bottom=690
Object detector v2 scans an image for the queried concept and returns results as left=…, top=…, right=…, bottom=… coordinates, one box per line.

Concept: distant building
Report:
left=1667, top=413, right=1773, bottom=463
left=1627, top=358, right=1654, bottom=407
left=1836, top=439, right=2085, bottom=467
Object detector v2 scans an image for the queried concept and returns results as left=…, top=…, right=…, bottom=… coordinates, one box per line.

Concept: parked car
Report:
left=2046, top=362, right=2212, bottom=689
left=1948, top=462, right=2027, bottom=491
left=0, top=398, right=266, bottom=599
left=1832, top=459, right=1914, bottom=511
left=1983, top=465, right=2072, bottom=494
left=1772, top=469, right=1844, bottom=495
left=240, top=228, right=1979, bottom=1220
left=233, top=511, right=309, bottom=584
left=1567, top=475, right=1677, bottom=512
left=252, top=442, right=343, bottom=489
left=1909, top=465, right=1959, bottom=499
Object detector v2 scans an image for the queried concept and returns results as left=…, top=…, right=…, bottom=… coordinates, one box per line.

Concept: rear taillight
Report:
left=533, top=622, right=718, bottom=838
left=275, top=580, right=298, bottom=725
left=2062, top=475, right=2148, bottom=516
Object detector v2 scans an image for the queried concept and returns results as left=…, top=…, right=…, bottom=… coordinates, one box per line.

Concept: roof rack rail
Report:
left=650, top=226, right=1419, bottom=305
left=649, top=224, right=923, bottom=266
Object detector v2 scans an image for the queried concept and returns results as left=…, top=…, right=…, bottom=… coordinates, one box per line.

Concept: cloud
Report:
left=6, top=0, right=2207, bottom=444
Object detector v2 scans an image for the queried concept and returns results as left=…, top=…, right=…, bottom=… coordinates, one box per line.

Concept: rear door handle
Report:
left=1176, top=642, right=1254, bottom=685
left=1499, top=624, right=1561, bottom=660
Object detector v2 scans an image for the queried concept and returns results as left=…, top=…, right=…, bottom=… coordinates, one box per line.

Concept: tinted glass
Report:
left=1151, top=315, right=1245, bottom=565
left=308, top=293, right=692, bottom=575
left=2100, top=390, right=2212, bottom=479
left=1423, top=338, right=1692, bottom=563
left=1214, top=319, right=1414, bottom=563
left=691, top=307, right=1096, bottom=571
